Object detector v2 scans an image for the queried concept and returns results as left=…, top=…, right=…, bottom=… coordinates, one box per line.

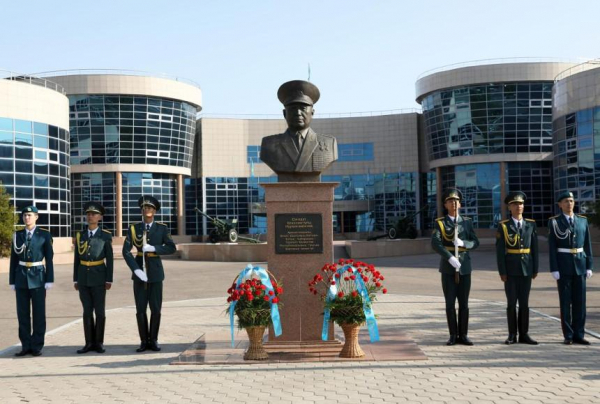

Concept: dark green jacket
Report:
left=122, top=222, right=176, bottom=283
left=431, top=215, right=479, bottom=275
left=496, top=218, right=539, bottom=277
left=73, top=228, right=114, bottom=286
left=548, top=214, right=593, bottom=276
left=9, top=227, right=54, bottom=289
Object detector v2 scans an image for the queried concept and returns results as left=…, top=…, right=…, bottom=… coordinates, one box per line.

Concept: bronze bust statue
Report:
left=260, top=80, right=338, bottom=182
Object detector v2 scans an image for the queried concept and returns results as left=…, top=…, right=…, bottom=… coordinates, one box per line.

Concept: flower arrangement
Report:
left=308, top=258, right=387, bottom=326
left=227, top=275, right=283, bottom=328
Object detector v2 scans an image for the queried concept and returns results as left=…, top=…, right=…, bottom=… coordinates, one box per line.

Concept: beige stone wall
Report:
left=45, top=74, right=202, bottom=109
left=416, top=62, right=576, bottom=102
left=553, top=65, right=600, bottom=118
left=199, top=113, right=421, bottom=178
left=0, top=80, right=68, bottom=128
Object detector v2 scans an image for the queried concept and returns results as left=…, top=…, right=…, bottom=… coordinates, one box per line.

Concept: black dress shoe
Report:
left=458, top=335, right=474, bottom=346
left=95, top=344, right=105, bottom=353
left=77, top=344, right=94, bottom=354
left=148, top=341, right=161, bottom=352
left=573, top=338, right=591, bottom=345
left=563, top=338, right=573, bottom=345
left=505, top=334, right=517, bottom=345
left=31, top=350, right=42, bottom=357
left=136, top=342, right=148, bottom=352
left=14, top=350, right=30, bottom=357
left=446, top=335, right=457, bottom=346
left=518, top=334, right=538, bottom=345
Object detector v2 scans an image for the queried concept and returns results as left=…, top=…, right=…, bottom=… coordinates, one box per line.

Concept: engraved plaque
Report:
left=275, top=213, right=323, bottom=254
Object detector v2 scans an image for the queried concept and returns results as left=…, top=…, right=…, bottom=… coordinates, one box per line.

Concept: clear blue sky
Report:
left=1, top=0, right=598, bottom=115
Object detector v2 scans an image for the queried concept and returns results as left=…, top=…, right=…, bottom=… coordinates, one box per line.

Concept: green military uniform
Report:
left=9, top=206, right=54, bottom=356
left=495, top=191, right=538, bottom=345
left=123, top=196, right=176, bottom=352
left=73, top=202, right=113, bottom=353
left=431, top=189, right=479, bottom=345
left=548, top=191, right=593, bottom=344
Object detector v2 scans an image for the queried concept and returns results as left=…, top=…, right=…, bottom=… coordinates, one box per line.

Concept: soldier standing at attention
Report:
left=431, top=189, right=479, bottom=346
left=123, top=196, right=176, bottom=352
left=73, top=202, right=113, bottom=354
left=496, top=191, right=538, bottom=345
left=9, top=206, right=54, bottom=357
left=548, top=191, right=593, bottom=345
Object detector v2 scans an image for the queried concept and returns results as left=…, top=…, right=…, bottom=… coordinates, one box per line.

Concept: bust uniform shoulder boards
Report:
left=525, top=218, right=536, bottom=222
left=102, top=229, right=112, bottom=234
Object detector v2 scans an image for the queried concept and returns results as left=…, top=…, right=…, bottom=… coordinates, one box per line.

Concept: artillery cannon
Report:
left=194, top=207, right=262, bottom=244
left=387, top=205, right=429, bottom=240
left=195, top=207, right=239, bottom=243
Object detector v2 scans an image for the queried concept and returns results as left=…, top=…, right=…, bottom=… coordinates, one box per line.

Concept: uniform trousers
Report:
left=441, top=273, right=471, bottom=336
left=504, top=276, right=532, bottom=335
left=557, top=274, right=586, bottom=340
left=78, top=285, right=106, bottom=318
left=16, top=287, right=46, bottom=352
left=133, top=281, right=163, bottom=315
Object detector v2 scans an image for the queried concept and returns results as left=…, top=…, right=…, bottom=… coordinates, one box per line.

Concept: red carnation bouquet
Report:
left=227, top=275, right=283, bottom=328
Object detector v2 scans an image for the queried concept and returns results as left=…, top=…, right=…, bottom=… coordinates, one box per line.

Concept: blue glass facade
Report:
left=0, top=117, right=71, bottom=237
left=552, top=106, right=600, bottom=213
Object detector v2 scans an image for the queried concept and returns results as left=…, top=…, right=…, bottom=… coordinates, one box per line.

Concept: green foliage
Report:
left=0, top=185, right=17, bottom=257
left=587, top=200, right=600, bottom=229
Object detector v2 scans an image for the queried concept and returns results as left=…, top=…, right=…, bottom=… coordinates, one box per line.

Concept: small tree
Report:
left=0, top=185, right=18, bottom=257
left=586, top=200, right=600, bottom=229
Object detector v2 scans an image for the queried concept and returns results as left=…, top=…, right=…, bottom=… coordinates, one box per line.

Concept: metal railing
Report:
left=0, top=69, right=65, bottom=94
left=30, top=68, right=201, bottom=89
left=555, top=59, right=600, bottom=82
left=416, top=57, right=582, bottom=81
left=199, top=108, right=421, bottom=120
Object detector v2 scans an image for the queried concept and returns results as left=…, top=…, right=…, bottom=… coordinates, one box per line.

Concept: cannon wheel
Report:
left=208, top=230, right=220, bottom=243
left=387, top=227, right=397, bottom=239
left=228, top=229, right=239, bottom=243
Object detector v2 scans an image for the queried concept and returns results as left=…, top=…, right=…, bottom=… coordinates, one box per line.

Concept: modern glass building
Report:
left=552, top=60, right=600, bottom=214
left=416, top=60, right=576, bottom=227
left=38, top=71, right=202, bottom=236
left=0, top=72, right=71, bottom=237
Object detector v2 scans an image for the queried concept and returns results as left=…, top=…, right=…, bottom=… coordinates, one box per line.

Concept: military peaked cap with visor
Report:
left=138, top=195, right=161, bottom=211
left=557, top=190, right=574, bottom=202
left=443, top=188, right=463, bottom=202
left=277, top=80, right=320, bottom=106
left=21, top=205, right=38, bottom=215
left=504, top=191, right=527, bottom=205
left=83, top=202, right=105, bottom=215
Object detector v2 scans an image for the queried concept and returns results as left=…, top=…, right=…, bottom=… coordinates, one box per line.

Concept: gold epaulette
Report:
left=576, top=214, right=588, bottom=219
left=549, top=215, right=559, bottom=219
left=435, top=217, right=444, bottom=221
left=38, top=227, right=50, bottom=232
left=462, top=216, right=472, bottom=220
left=156, top=222, right=168, bottom=226
left=102, top=229, right=112, bottom=234
left=525, top=218, right=536, bottom=222
left=499, top=219, right=509, bottom=223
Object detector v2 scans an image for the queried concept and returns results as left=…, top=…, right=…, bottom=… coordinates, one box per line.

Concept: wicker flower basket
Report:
left=243, top=326, right=268, bottom=360
left=339, top=323, right=365, bottom=358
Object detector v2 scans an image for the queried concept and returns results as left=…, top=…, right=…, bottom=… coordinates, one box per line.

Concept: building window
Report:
left=338, top=143, right=374, bottom=162
left=247, top=145, right=262, bottom=163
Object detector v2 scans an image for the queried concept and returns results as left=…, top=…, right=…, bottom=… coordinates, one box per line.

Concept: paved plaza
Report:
left=1, top=251, right=599, bottom=403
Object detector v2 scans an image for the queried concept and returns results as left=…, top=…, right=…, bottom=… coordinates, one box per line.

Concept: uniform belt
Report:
left=557, top=248, right=583, bottom=254
left=80, top=259, right=104, bottom=267
left=507, top=248, right=530, bottom=254
left=137, top=252, right=158, bottom=257
left=445, top=246, right=467, bottom=252
left=18, top=261, right=43, bottom=268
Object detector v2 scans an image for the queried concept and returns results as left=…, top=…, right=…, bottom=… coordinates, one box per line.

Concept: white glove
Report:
left=10, top=284, right=15, bottom=291
left=44, top=283, right=53, bottom=290
left=453, top=238, right=465, bottom=247
left=134, top=269, right=148, bottom=282
left=586, top=270, right=593, bottom=279
left=448, top=256, right=461, bottom=269
left=551, top=271, right=560, bottom=280
left=142, top=244, right=156, bottom=253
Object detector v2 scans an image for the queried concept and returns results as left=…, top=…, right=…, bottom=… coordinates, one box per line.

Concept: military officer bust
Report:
left=122, top=195, right=176, bottom=352
left=548, top=190, right=593, bottom=345
left=9, top=205, right=54, bottom=357
left=260, top=80, right=338, bottom=182
left=496, top=191, right=539, bottom=345
left=73, top=202, right=113, bottom=354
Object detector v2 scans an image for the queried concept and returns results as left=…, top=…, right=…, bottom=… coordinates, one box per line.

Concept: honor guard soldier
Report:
left=496, top=191, right=539, bottom=345
left=431, top=189, right=480, bottom=346
left=548, top=191, right=593, bottom=345
left=9, top=206, right=54, bottom=357
left=123, top=196, right=176, bottom=352
left=73, top=202, right=113, bottom=354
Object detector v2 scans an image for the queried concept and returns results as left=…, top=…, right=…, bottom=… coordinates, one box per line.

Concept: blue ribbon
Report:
left=229, top=264, right=282, bottom=347
left=321, top=264, right=380, bottom=342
